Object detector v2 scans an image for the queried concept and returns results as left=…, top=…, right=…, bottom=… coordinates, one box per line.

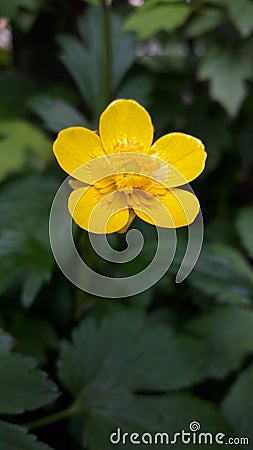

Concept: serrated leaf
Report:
left=84, top=392, right=232, bottom=450
left=186, top=9, right=224, bottom=38
left=186, top=306, right=253, bottom=378
left=111, top=14, right=136, bottom=92
left=236, top=207, right=253, bottom=260
left=0, top=175, right=58, bottom=305
left=29, top=96, right=88, bottom=133
left=0, top=329, right=14, bottom=355
left=222, top=362, right=253, bottom=443
left=188, top=244, right=253, bottom=304
left=125, top=3, right=191, bottom=39
left=85, top=0, right=101, bottom=4
left=0, top=421, right=53, bottom=450
left=16, top=10, right=37, bottom=32
left=198, top=49, right=252, bottom=116
left=0, top=353, right=58, bottom=414
left=0, top=120, right=51, bottom=182
left=60, top=308, right=233, bottom=447
left=58, top=311, right=208, bottom=397
left=116, top=74, right=152, bottom=106
left=58, top=34, right=99, bottom=113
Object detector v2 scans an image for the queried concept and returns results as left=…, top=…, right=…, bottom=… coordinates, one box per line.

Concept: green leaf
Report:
left=186, top=9, right=224, bottom=38
left=111, top=14, right=136, bottom=92
left=226, top=0, right=253, bottom=37
left=198, top=49, right=252, bottom=117
left=85, top=0, right=101, bottom=4
left=222, top=362, right=253, bottom=443
left=29, top=96, right=88, bottom=133
left=236, top=207, right=253, bottom=259
left=188, top=244, right=253, bottom=304
left=125, top=3, right=191, bottom=39
left=0, top=175, right=58, bottom=306
left=0, top=0, right=41, bottom=19
left=58, top=7, right=104, bottom=116
left=0, top=175, right=57, bottom=231
left=0, top=71, right=35, bottom=119
left=58, top=311, right=208, bottom=397
left=0, top=329, right=14, bottom=355
left=0, top=353, right=58, bottom=414
left=15, top=10, right=37, bottom=32
left=0, top=230, right=53, bottom=306
left=58, top=7, right=136, bottom=117
left=0, top=120, right=51, bottom=182
left=186, top=306, right=253, bottom=378
left=186, top=116, right=230, bottom=173
left=9, top=314, right=58, bottom=363
left=116, top=74, right=152, bottom=106
left=58, top=311, right=218, bottom=448
left=59, top=309, right=232, bottom=447
left=0, top=421, right=53, bottom=450
left=58, top=40, right=99, bottom=116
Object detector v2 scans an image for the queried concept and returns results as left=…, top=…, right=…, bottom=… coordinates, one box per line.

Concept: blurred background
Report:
left=0, top=0, right=253, bottom=449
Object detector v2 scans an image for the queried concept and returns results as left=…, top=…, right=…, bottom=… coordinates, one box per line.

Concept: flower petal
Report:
left=133, top=188, right=200, bottom=228
left=99, top=99, right=154, bottom=154
left=68, top=186, right=130, bottom=234
left=151, top=132, right=206, bottom=187
left=53, top=127, right=106, bottom=181
left=68, top=179, right=88, bottom=190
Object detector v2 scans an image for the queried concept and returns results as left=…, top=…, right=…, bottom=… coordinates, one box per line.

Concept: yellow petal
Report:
left=99, top=99, right=154, bottom=154
left=68, top=186, right=130, bottom=234
left=53, top=127, right=106, bottom=181
left=151, top=132, right=206, bottom=187
left=133, top=188, right=200, bottom=228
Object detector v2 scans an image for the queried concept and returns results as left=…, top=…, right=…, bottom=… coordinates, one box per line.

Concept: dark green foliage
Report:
left=1, top=1, right=253, bottom=449
left=58, top=311, right=234, bottom=449
left=0, top=175, right=58, bottom=306
left=222, top=362, right=253, bottom=443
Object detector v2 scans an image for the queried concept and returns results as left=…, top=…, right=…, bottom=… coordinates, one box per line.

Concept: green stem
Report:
left=25, top=405, right=78, bottom=430
left=102, top=0, right=111, bottom=107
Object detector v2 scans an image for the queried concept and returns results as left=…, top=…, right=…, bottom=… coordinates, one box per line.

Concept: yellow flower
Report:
left=53, top=99, right=206, bottom=234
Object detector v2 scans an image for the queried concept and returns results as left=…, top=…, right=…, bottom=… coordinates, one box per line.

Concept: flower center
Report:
left=93, top=153, right=169, bottom=203
left=115, top=173, right=152, bottom=191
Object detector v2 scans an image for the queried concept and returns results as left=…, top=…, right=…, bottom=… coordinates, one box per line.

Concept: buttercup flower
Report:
left=53, top=99, right=206, bottom=234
